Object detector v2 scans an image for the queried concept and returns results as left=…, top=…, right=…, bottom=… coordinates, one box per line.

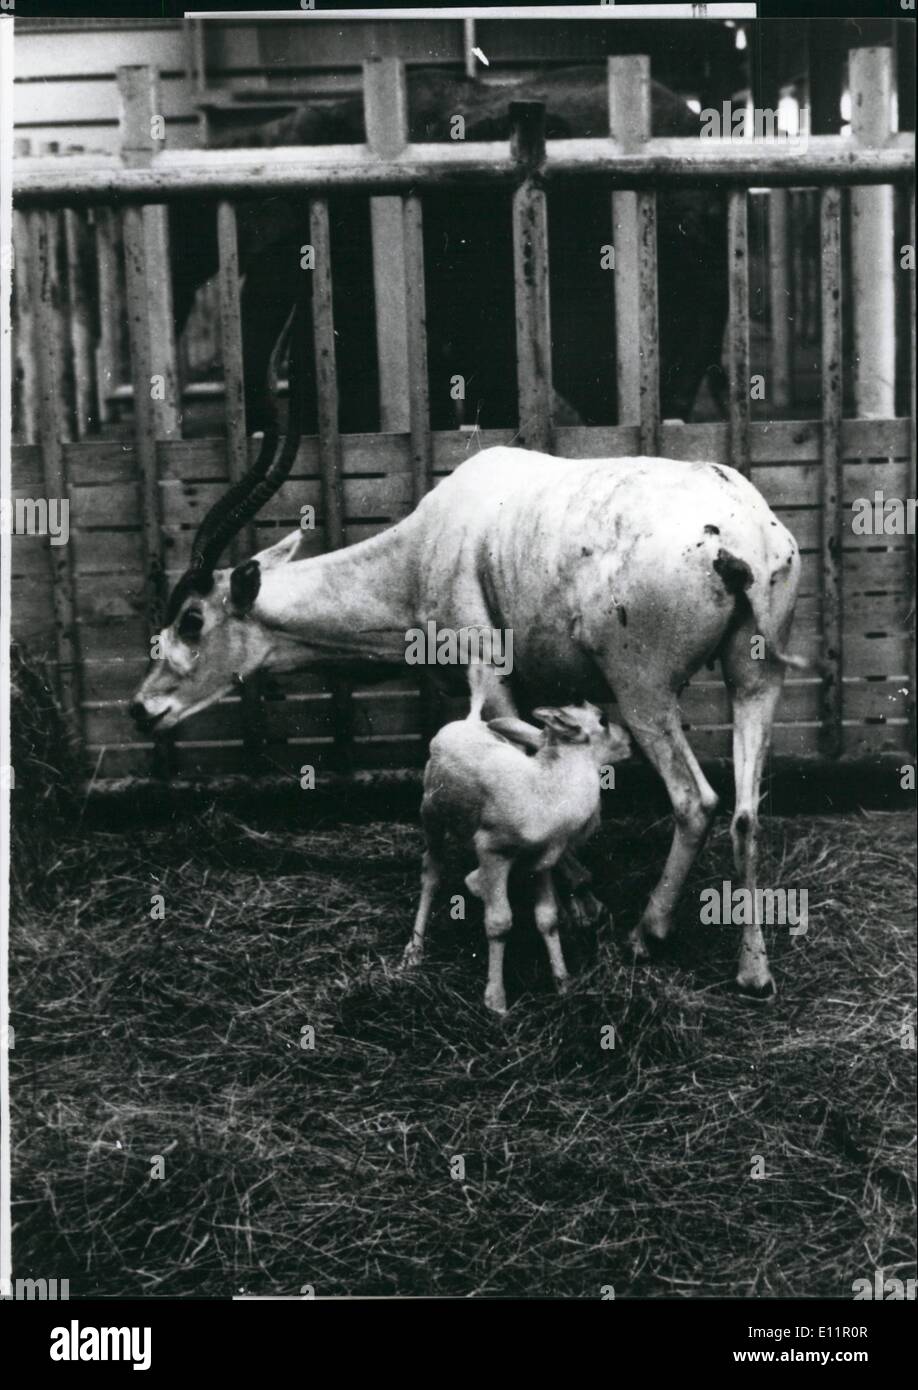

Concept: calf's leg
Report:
left=534, top=869, right=570, bottom=993
left=403, top=847, right=441, bottom=969
left=467, top=838, right=513, bottom=1015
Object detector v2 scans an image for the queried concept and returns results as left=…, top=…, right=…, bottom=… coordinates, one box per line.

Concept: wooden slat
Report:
left=92, top=208, right=122, bottom=427
left=118, top=69, right=168, bottom=635
left=850, top=47, right=896, bottom=420
left=11, top=418, right=911, bottom=488
left=122, top=205, right=166, bottom=632
left=608, top=55, right=660, bottom=453
left=402, top=189, right=440, bottom=748
left=727, top=187, right=751, bottom=477
left=310, top=195, right=352, bottom=776
left=217, top=197, right=266, bottom=763
left=27, top=208, right=84, bottom=744
left=767, top=190, right=792, bottom=413
left=215, top=200, right=251, bottom=557
left=310, top=199, right=344, bottom=550
left=909, top=186, right=917, bottom=756
left=819, top=186, right=844, bottom=758
left=14, top=135, right=914, bottom=209
left=11, top=210, right=37, bottom=443
left=511, top=101, right=552, bottom=454
left=117, top=66, right=180, bottom=442
left=83, top=717, right=914, bottom=784
left=364, top=57, right=411, bottom=434
left=63, top=207, right=96, bottom=439
left=403, top=193, right=432, bottom=510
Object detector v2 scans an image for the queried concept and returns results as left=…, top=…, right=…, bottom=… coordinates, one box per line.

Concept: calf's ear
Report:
left=532, top=707, right=589, bottom=744
left=230, top=559, right=262, bottom=613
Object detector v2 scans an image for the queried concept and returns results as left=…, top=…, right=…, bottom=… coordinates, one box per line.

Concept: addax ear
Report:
left=229, top=559, right=262, bottom=614
left=255, top=529, right=305, bottom=571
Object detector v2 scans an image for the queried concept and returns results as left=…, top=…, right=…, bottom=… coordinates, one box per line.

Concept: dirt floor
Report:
left=9, top=789, right=916, bottom=1299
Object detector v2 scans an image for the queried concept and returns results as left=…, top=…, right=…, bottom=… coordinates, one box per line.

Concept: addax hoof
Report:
left=735, top=977, right=777, bottom=1003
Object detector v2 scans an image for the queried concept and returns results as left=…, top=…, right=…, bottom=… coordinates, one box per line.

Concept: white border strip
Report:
left=187, top=7, right=759, bottom=20
left=0, top=10, right=14, bottom=1303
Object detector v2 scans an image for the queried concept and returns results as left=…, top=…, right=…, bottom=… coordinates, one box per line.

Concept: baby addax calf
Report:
left=403, top=702, right=631, bottom=1014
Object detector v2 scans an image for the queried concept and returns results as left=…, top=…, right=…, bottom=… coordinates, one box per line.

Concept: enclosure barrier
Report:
left=9, top=52, right=916, bottom=784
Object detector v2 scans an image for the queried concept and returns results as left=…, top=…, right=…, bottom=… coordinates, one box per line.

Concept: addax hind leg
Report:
left=615, top=688, right=719, bottom=960
left=721, top=630, right=786, bottom=1000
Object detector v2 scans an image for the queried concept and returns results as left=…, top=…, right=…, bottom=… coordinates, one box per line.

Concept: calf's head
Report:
left=531, top=702, right=632, bottom=766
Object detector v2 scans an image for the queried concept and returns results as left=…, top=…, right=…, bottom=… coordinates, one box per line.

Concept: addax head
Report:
left=130, top=300, right=308, bottom=736
left=130, top=555, right=273, bottom=735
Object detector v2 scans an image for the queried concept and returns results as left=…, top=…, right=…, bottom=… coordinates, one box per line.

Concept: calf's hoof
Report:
left=484, top=986, right=508, bottom=1016
left=400, top=943, right=424, bottom=970
left=565, top=888, right=607, bottom=931
left=628, top=924, right=669, bottom=964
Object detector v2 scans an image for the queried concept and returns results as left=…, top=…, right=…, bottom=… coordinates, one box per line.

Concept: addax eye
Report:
left=599, top=711, right=609, bottom=728
left=178, top=609, right=205, bottom=640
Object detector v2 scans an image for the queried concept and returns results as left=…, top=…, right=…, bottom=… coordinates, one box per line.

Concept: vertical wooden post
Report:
left=609, top=55, right=660, bottom=453
left=187, top=16, right=210, bottom=145
left=727, top=188, right=751, bottom=477
left=27, top=209, right=84, bottom=752
left=117, top=66, right=180, bottom=442
left=217, top=199, right=267, bottom=766
left=511, top=101, right=552, bottom=455
left=767, top=190, right=792, bottom=413
left=93, top=209, right=121, bottom=428
left=819, top=187, right=844, bottom=759
left=11, top=208, right=37, bottom=443
left=63, top=206, right=96, bottom=439
left=38, top=145, right=73, bottom=445
left=908, top=187, right=916, bottom=756
left=364, top=58, right=411, bottom=434
left=463, top=18, right=477, bottom=80
left=310, top=198, right=353, bottom=775
left=403, top=190, right=440, bottom=745
left=118, top=66, right=170, bottom=773
left=850, top=47, right=896, bottom=419
left=403, top=194, right=431, bottom=510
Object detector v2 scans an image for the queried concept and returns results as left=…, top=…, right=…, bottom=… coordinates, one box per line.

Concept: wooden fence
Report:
left=8, top=51, right=916, bottom=785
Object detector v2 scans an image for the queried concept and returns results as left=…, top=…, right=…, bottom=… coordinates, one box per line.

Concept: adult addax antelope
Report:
left=130, top=303, right=803, bottom=998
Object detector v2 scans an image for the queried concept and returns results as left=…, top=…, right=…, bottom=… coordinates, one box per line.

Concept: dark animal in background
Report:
left=168, top=66, right=728, bottom=435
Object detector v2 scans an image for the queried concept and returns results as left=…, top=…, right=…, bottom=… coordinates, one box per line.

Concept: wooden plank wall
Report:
left=10, top=420, right=914, bottom=780
left=8, top=52, right=915, bottom=782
